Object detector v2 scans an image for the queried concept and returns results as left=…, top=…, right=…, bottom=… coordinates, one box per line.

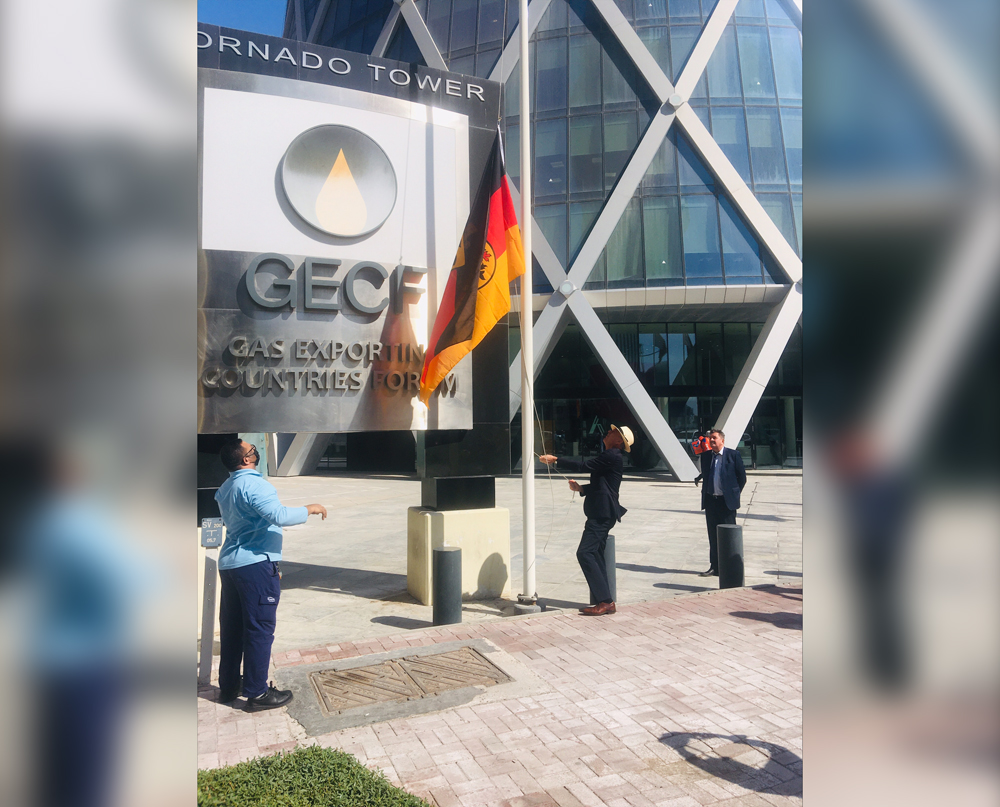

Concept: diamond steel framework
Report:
left=282, top=0, right=804, bottom=480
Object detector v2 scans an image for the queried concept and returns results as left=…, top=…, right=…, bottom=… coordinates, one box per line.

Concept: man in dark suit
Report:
left=540, top=424, right=633, bottom=615
left=699, top=428, right=747, bottom=577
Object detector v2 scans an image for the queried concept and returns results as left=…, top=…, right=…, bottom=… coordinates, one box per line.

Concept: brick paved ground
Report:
left=198, top=584, right=802, bottom=806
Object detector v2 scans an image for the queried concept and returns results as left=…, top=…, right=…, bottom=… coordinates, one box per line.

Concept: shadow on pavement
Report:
left=371, top=615, right=433, bottom=630
left=764, top=570, right=803, bottom=577
left=758, top=585, right=802, bottom=600
left=730, top=611, right=802, bottom=630
left=654, top=582, right=713, bottom=593
left=536, top=597, right=590, bottom=611
left=279, top=561, right=407, bottom=600
left=659, top=731, right=802, bottom=796
left=616, top=563, right=700, bottom=575
left=649, top=508, right=789, bottom=522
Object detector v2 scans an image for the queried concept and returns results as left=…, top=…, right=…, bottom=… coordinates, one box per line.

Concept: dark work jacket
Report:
left=700, top=447, right=747, bottom=512
left=557, top=448, right=627, bottom=522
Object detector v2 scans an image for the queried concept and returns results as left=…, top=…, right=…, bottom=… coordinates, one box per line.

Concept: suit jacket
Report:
left=700, top=447, right=747, bottom=512
left=557, top=448, right=627, bottom=522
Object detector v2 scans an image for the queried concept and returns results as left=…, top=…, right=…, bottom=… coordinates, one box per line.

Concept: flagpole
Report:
left=518, top=0, right=536, bottom=606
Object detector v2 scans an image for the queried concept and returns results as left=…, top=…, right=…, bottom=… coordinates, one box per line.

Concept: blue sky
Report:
left=198, top=1, right=286, bottom=35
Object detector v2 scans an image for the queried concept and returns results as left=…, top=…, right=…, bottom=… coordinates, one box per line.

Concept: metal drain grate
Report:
left=309, top=646, right=511, bottom=716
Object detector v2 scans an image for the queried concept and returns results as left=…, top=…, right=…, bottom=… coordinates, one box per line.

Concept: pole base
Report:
left=513, top=593, right=541, bottom=614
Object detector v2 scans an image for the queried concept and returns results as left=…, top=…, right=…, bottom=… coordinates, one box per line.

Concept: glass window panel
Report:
left=604, top=112, right=638, bottom=190
left=535, top=37, right=567, bottom=112
left=613, top=0, right=634, bottom=21
left=478, top=0, right=505, bottom=44
left=769, top=27, right=802, bottom=101
left=642, top=130, right=679, bottom=188
left=693, top=105, right=711, bottom=130
left=737, top=26, right=777, bottom=100
left=536, top=0, right=567, bottom=31
left=535, top=118, right=568, bottom=196
left=719, top=197, right=762, bottom=280
left=425, top=0, right=452, bottom=44
left=569, top=35, right=602, bottom=108
left=570, top=201, right=602, bottom=263
left=449, top=54, right=475, bottom=75
left=765, top=0, right=793, bottom=23
left=669, top=0, right=701, bottom=22
left=585, top=253, right=607, bottom=288
left=505, top=123, right=520, bottom=186
left=735, top=0, right=766, bottom=23
left=779, top=107, right=802, bottom=185
left=757, top=194, right=797, bottom=255
left=639, top=324, right=670, bottom=386
left=667, top=324, right=697, bottom=385
left=450, top=0, right=478, bottom=51
left=535, top=204, right=568, bottom=268
left=476, top=48, right=500, bottom=78
left=611, top=324, right=640, bottom=369
left=724, top=323, right=752, bottom=384
left=676, top=131, right=715, bottom=190
left=695, top=323, right=724, bottom=385
left=606, top=197, right=643, bottom=284
left=638, top=27, right=672, bottom=80
left=635, top=0, right=668, bottom=21
left=603, top=48, right=637, bottom=106
left=569, top=116, right=603, bottom=193
left=792, top=192, right=802, bottom=256
left=505, top=0, right=519, bottom=40
left=747, top=107, right=788, bottom=186
left=702, top=0, right=720, bottom=16
left=707, top=27, right=742, bottom=101
left=670, top=26, right=706, bottom=97
left=681, top=196, right=723, bottom=281
left=643, top=197, right=683, bottom=283
left=710, top=107, right=752, bottom=183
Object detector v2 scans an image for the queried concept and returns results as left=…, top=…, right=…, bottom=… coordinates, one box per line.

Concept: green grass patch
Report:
left=197, top=745, right=430, bottom=806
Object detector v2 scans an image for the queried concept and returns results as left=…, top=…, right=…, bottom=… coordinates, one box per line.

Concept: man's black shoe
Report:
left=697, top=568, right=718, bottom=577
left=219, top=675, right=242, bottom=704
left=245, top=684, right=293, bottom=712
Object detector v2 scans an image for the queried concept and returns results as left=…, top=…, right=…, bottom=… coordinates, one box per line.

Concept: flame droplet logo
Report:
left=280, top=125, right=397, bottom=238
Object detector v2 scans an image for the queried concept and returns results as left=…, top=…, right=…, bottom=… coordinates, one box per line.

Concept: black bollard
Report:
left=432, top=546, right=462, bottom=625
left=589, top=534, right=617, bottom=604
left=717, top=524, right=745, bottom=589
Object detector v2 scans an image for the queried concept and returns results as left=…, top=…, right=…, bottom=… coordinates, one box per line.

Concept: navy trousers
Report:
left=577, top=517, right=615, bottom=604
left=704, top=496, right=737, bottom=570
left=219, top=559, right=281, bottom=699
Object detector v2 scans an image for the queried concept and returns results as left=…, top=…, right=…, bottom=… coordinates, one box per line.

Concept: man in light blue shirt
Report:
left=215, top=439, right=326, bottom=710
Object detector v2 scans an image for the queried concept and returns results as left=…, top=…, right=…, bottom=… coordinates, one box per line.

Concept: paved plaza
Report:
left=262, top=471, right=802, bottom=651
left=198, top=471, right=801, bottom=805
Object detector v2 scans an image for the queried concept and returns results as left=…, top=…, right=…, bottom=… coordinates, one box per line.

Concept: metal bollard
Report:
left=717, top=524, right=745, bottom=589
left=590, top=534, right=617, bottom=604
left=432, top=546, right=462, bottom=626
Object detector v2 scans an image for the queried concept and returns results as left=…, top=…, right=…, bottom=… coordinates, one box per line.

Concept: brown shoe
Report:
left=581, top=601, right=616, bottom=615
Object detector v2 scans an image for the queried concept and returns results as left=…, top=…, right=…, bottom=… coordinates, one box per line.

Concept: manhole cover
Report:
left=308, top=646, right=511, bottom=716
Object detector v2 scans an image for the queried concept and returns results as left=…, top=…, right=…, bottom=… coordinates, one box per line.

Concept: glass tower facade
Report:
left=284, top=0, right=803, bottom=469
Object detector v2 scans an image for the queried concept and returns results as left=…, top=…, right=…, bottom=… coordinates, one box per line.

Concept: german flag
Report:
left=419, top=133, right=525, bottom=403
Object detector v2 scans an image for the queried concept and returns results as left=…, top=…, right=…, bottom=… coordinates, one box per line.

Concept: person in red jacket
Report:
left=540, top=424, right=633, bottom=615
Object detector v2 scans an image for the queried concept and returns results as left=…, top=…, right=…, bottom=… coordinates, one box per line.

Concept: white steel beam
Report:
left=398, top=0, right=449, bottom=71
left=372, top=4, right=403, bottom=57
left=674, top=104, right=803, bottom=283
left=274, top=433, right=332, bottom=476
left=715, top=282, right=802, bottom=444
left=306, top=0, right=332, bottom=43
left=567, top=293, right=699, bottom=480
left=672, top=0, right=739, bottom=102
left=487, top=0, right=555, bottom=84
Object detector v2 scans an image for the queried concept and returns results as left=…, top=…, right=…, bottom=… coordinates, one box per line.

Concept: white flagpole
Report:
left=518, top=0, right=536, bottom=606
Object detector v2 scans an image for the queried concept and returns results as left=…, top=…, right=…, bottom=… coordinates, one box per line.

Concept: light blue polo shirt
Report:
left=215, top=469, right=308, bottom=570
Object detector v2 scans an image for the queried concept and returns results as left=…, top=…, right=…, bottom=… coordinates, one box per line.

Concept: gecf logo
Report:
left=280, top=125, right=397, bottom=238
left=245, top=253, right=425, bottom=316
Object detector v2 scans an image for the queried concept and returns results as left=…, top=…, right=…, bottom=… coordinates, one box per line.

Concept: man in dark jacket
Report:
left=699, top=428, right=747, bottom=576
left=540, top=424, right=633, bottom=615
